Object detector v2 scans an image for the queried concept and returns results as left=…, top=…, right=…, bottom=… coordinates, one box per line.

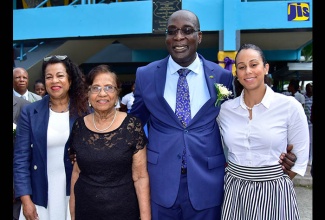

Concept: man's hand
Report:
left=279, top=144, right=297, bottom=179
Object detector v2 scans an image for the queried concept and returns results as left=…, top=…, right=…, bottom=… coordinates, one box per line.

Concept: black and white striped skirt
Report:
left=221, top=161, right=300, bottom=220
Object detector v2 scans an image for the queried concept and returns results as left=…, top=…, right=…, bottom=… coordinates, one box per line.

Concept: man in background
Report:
left=121, top=82, right=149, bottom=136
left=288, top=78, right=305, bottom=107
left=13, top=95, right=30, bottom=220
left=304, top=83, right=313, bottom=165
left=13, top=67, right=42, bottom=102
left=120, top=82, right=135, bottom=113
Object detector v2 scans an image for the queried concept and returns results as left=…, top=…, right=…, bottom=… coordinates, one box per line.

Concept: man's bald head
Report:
left=167, top=10, right=200, bottom=30
left=13, top=67, right=29, bottom=95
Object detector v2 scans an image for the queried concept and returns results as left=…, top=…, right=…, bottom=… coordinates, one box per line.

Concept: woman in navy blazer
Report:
left=13, top=55, right=90, bottom=220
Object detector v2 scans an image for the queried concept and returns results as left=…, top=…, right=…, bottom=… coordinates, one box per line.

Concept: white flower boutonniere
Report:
left=13, top=123, right=17, bottom=136
left=214, top=83, right=232, bottom=107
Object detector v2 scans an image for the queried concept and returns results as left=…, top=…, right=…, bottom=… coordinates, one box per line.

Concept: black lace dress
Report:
left=69, top=114, right=148, bottom=220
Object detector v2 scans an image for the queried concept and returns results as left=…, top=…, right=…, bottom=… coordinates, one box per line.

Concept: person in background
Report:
left=114, top=81, right=122, bottom=111
left=304, top=83, right=313, bottom=165
left=13, top=95, right=31, bottom=220
left=115, top=97, right=121, bottom=111
left=217, top=43, right=309, bottom=219
left=288, top=78, right=305, bottom=107
left=130, top=10, right=297, bottom=220
left=120, top=82, right=135, bottom=113
left=13, top=95, right=30, bottom=124
left=13, top=67, right=42, bottom=102
left=119, top=82, right=149, bottom=137
left=309, top=103, right=313, bottom=177
left=34, top=79, right=47, bottom=97
left=13, top=55, right=90, bottom=220
left=69, top=64, right=150, bottom=220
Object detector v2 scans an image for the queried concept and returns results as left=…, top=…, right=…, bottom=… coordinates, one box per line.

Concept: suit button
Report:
left=34, top=165, right=37, bottom=170
left=31, top=144, right=33, bottom=148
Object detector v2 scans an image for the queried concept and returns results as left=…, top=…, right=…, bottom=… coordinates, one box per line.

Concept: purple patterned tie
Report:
left=175, top=68, right=191, bottom=169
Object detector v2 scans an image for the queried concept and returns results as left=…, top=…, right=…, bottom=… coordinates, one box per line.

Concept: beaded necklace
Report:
left=92, top=110, right=117, bottom=132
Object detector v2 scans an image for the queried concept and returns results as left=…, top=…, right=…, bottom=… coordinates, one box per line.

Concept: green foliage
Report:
left=301, top=43, right=312, bottom=62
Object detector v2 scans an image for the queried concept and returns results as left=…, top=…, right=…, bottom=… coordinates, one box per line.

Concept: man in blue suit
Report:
left=130, top=9, right=233, bottom=219
left=130, top=9, right=296, bottom=219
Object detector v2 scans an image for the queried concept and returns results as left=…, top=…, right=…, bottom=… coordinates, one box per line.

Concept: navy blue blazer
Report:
left=13, top=95, right=78, bottom=208
left=130, top=54, right=234, bottom=210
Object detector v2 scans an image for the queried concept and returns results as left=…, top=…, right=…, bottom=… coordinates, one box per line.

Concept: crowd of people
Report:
left=13, top=9, right=308, bottom=220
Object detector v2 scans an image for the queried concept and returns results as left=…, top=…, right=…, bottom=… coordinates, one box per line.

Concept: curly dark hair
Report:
left=42, top=55, right=90, bottom=117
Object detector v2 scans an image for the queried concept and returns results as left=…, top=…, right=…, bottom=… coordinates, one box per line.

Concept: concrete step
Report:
left=293, top=164, right=313, bottom=188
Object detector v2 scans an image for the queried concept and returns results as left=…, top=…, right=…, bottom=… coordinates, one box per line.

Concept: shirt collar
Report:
left=13, top=89, right=28, bottom=99
left=167, top=53, right=200, bottom=75
left=237, top=84, right=273, bottom=110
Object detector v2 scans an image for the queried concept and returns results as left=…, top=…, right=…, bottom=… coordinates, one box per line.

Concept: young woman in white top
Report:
left=217, top=43, right=309, bottom=220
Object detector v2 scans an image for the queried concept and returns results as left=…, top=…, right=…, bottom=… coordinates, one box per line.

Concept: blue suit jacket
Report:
left=13, top=95, right=78, bottom=208
left=130, top=54, right=234, bottom=210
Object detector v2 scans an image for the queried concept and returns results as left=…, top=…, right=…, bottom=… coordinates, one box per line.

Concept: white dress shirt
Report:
left=121, top=92, right=135, bottom=110
left=294, top=91, right=305, bottom=105
left=13, top=89, right=28, bottom=100
left=164, top=53, right=210, bottom=118
left=217, top=85, right=309, bottom=176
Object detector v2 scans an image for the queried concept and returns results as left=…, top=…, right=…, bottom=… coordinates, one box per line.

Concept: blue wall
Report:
left=13, top=0, right=312, bottom=62
left=14, top=0, right=312, bottom=41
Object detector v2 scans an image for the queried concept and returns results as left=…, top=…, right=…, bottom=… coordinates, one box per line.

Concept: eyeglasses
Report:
left=165, top=27, right=200, bottom=36
left=43, top=55, right=68, bottom=62
left=89, top=85, right=117, bottom=94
